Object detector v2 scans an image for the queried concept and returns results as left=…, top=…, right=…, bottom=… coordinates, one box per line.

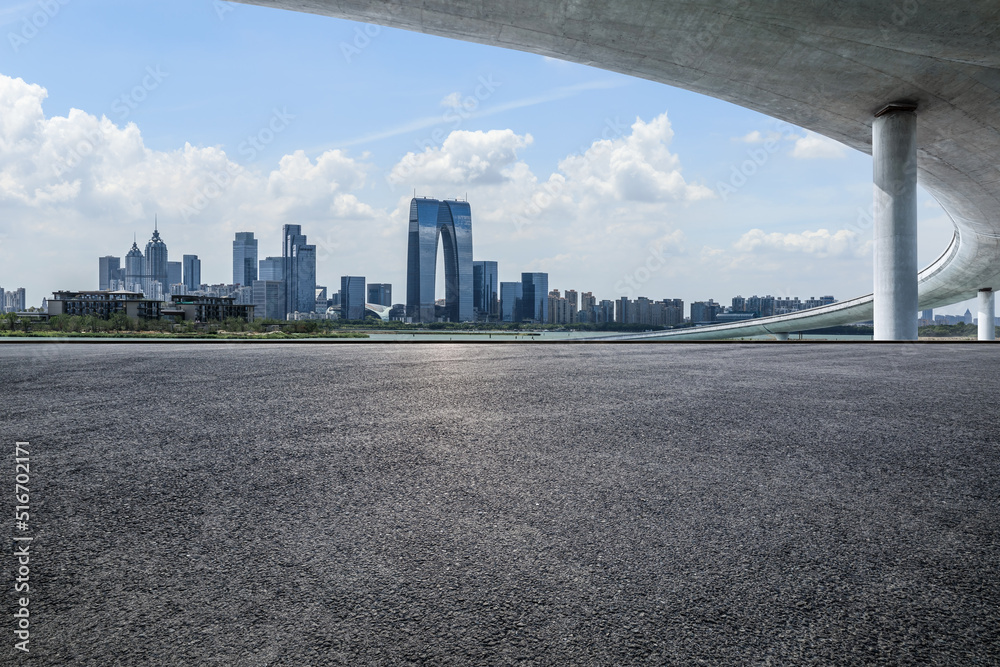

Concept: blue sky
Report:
left=0, top=0, right=975, bottom=315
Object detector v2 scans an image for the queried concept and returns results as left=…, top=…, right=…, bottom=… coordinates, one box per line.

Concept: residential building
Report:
left=48, top=290, right=161, bottom=321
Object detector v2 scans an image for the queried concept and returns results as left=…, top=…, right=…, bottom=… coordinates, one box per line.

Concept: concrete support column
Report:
left=873, top=102, right=918, bottom=341
left=978, top=288, right=995, bottom=341
left=774, top=332, right=789, bottom=341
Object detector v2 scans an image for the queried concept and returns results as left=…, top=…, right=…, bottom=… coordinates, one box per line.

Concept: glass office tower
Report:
left=405, top=198, right=474, bottom=323
left=341, top=276, right=366, bottom=320
left=99, top=256, right=121, bottom=291
left=367, top=283, right=392, bottom=307
left=521, top=272, right=549, bottom=322
left=473, top=260, right=499, bottom=320
left=282, top=225, right=316, bottom=315
left=182, top=255, right=202, bottom=292
left=233, top=232, right=258, bottom=287
left=500, top=282, right=523, bottom=322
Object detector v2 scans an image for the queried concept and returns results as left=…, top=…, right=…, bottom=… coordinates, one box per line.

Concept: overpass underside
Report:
left=234, top=0, right=1000, bottom=340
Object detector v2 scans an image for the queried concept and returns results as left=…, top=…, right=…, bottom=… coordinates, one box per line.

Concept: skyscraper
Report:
left=341, top=276, right=366, bottom=320
left=500, top=282, right=522, bottom=322
left=259, top=257, right=284, bottom=281
left=367, top=283, right=392, bottom=307
left=472, top=260, right=499, bottom=320
left=144, top=221, right=168, bottom=298
left=520, top=272, right=549, bottom=322
left=99, top=256, right=121, bottom=291
left=124, top=238, right=144, bottom=294
left=252, top=280, right=285, bottom=321
left=233, top=232, right=258, bottom=287
left=282, top=225, right=317, bottom=316
left=183, top=255, right=202, bottom=292
left=167, top=261, right=182, bottom=288
left=405, top=197, right=474, bottom=323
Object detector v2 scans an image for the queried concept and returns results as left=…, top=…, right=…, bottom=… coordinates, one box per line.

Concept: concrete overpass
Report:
left=233, top=0, right=1000, bottom=340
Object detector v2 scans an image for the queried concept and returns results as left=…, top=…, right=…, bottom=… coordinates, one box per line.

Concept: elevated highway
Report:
left=234, top=0, right=1000, bottom=339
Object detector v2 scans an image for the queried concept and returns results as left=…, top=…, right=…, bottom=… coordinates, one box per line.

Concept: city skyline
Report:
left=0, top=0, right=977, bottom=317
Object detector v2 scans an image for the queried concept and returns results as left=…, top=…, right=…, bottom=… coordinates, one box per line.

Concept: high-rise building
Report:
left=367, top=283, right=392, bottom=307
left=500, top=282, right=522, bottom=322
left=564, top=289, right=578, bottom=323
left=341, top=276, right=366, bottom=320
left=521, top=272, right=549, bottom=322
left=472, top=261, right=499, bottom=320
left=99, top=256, right=122, bottom=291
left=3, top=287, right=26, bottom=313
left=315, top=287, right=328, bottom=314
left=690, top=300, right=720, bottom=323
left=252, top=280, right=285, bottom=321
left=182, top=255, right=201, bottom=292
left=167, top=261, right=182, bottom=288
left=233, top=232, right=258, bottom=287
left=124, top=238, right=145, bottom=294
left=282, top=225, right=317, bottom=316
left=406, top=197, right=474, bottom=323
left=144, top=222, right=168, bottom=298
left=921, top=308, right=933, bottom=321
left=259, top=257, right=284, bottom=281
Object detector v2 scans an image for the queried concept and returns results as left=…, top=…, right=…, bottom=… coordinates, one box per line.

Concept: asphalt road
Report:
left=1, top=343, right=998, bottom=665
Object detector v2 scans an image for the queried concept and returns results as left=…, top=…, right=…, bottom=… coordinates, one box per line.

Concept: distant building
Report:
left=252, top=280, right=285, bottom=321
left=367, top=283, right=392, bottom=307
left=406, top=197, right=474, bottom=322
left=168, top=294, right=254, bottom=323
left=964, top=308, right=973, bottom=324
left=500, top=282, right=522, bottom=322
left=259, top=257, right=284, bottom=281
left=521, top=272, right=548, bottom=322
left=472, top=261, right=499, bottom=320
left=182, top=255, right=201, bottom=292
left=233, top=232, right=258, bottom=287
left=341, top=276, right=366, bottom=320
left=3, top=287, right=27, bottom=313
left=124, top=239, right=145, bottom=294
left=48, top=290, right=161, bottom=321
left=167, top=261, right=182, bottom=289
left=144, top=223, right=168, bottom=298
left=99, top=256, right=122, bottom=291
left=283, top=225, right=317, bottom=316
left=690, top=300, right=721, bottom=324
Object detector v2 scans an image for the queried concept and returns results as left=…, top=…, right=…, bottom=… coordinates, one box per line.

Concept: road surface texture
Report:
left=1, top=343, right=998, bottom=665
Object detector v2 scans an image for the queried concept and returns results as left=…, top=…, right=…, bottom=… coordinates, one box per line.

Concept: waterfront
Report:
left=1, top=344, right=997, bottom=664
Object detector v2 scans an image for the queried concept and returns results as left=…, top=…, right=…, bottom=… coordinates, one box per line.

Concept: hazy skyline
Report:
left=0, top=0, right=972, bottom=314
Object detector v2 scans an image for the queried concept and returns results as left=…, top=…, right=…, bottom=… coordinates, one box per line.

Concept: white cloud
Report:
left=790, top=132, right=847, bottom=159
left=0, top=73, right=382, bottom=295
left=734, top=228, right=865, bottom=257
left=439, top=92, right=463, bottom=109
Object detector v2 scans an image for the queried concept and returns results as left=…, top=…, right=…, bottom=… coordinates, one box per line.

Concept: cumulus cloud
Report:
left=734, top=130, right=783, bottom=144
left=0, top=73, right=382, bottom=295
left=734, top=228, right=865, bottom=257
left=790, top=132, right=847, bottom=159
left=388, top=129, right=532, bottom=187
